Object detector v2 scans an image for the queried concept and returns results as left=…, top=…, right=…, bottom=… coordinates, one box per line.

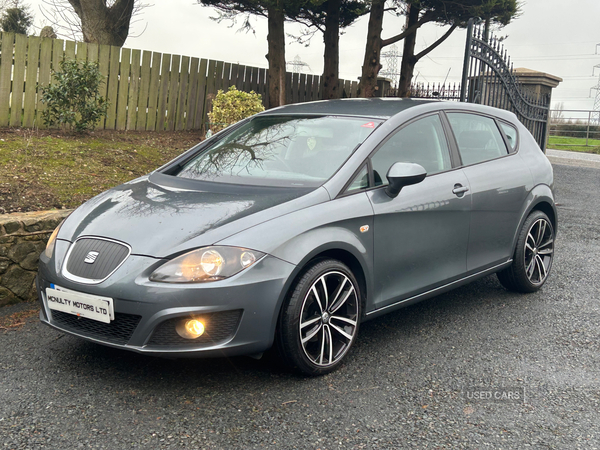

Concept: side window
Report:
left=499, top=122, right=518, bottom=152
left=447, top=113, right=509, bottom=165
left=370, top=114, right=452, bottom=186
left=346, top=165, right=369, bottom=193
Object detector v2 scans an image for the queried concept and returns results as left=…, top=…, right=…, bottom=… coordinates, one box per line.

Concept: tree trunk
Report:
left=321, top=0, right=341, bottom=100
left=397, top=4, right=420, bottom=98
left=68, top=0, right=135, bottom=47
left=267, top=5, right=286, bottom=107
left=356, top=0, right=385, bottom=98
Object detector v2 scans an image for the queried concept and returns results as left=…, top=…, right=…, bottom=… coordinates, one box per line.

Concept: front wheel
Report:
left=277, top=259, right=361, bottom=376
left=497, top=210, right=555, bottom=293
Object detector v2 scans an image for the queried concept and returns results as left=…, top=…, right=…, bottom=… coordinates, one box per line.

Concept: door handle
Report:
left=452, top=184, right=469, bottom=196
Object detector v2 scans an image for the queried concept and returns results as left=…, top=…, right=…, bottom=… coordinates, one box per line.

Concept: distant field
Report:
left=547, top=136, right=600, bottom=154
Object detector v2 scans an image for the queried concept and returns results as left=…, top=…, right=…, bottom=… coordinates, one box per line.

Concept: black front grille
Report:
left=147, top=310, right=243, bottom=347
left=66, top=238, right=129, bottom=281
left=51, top=310, right=141, bottom=345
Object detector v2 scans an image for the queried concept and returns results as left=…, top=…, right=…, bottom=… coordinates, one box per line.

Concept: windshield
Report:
left=176, top=115, right=379, bottom=187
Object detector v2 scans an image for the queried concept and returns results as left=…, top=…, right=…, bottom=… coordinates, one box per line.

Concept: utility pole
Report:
left=287, top=55, right=311, bottom=74
left=591, top=44, right=600, bottom=125
left=380, top=45, right=401, bottom=88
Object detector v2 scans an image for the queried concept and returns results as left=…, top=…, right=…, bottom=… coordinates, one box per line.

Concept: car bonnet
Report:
left=57, top=175, right=330, bottom=258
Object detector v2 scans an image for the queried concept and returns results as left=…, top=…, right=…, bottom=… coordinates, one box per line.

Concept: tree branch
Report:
left=66, top=0, right=82, bottom=17
left=110, top=0, right=135, bottom=20
left=380, top=10, right=435, bottom=48
left=414, top=23, right=458, bottom=60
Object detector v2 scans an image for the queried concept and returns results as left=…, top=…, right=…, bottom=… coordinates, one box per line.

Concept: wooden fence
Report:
left=0, top=32, right=359, bottom=132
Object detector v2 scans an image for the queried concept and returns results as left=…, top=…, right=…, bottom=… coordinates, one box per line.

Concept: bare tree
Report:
left=40, top=0, right=149, bottom=46
left=551, top=102, right=565, bottom=125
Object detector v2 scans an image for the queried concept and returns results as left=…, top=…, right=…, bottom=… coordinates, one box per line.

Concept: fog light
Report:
left=176, top=319, right=205, bottom=339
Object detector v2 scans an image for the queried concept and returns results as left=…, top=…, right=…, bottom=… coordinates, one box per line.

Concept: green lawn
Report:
left=0, top=129, right=205, bottom=214
left=547, top=135, right=600, bottom=154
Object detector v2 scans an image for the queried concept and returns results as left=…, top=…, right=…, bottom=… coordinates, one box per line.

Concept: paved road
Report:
left=1, top=158, right=599, bottom=449
left=546, top=148, right=600, bottom=169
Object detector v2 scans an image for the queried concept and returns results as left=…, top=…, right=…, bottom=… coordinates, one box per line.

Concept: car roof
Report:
left=259, top=98, right=438, bottom=119
left=259, top=98, right=522, bottom=128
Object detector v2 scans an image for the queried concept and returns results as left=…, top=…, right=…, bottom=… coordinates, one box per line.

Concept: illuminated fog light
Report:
left=176, top=319, right=205, bottom=339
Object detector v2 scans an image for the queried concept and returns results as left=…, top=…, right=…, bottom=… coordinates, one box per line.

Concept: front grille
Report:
left=65, top=238, right=130, bottom=282
left=51, top=310, right=141, bottom=345
left=147, top=310, right=243, bottom=347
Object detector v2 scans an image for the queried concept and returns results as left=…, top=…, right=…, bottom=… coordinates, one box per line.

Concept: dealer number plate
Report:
left=46, top=285, right=114, bottom=324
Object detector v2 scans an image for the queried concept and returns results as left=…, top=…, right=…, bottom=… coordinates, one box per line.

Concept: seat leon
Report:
left=37, top=98, right=556, bottom=375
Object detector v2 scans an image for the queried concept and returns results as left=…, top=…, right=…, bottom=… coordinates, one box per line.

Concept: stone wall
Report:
left=0, top=210, right=72, bottom=306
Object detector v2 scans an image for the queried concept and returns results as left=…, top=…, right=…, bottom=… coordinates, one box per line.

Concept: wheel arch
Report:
left=278, top=241, right=370, bottom=313
left=299, top=247, right=369, bottom=314
left=268, top=237, right=373, bottom=350
left=530, top=200, right=557, bottom=232
left=510, top=183, right=557, bottom=253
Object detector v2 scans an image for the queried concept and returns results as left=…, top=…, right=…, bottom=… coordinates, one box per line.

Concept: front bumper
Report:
left=37, top=241, right=296, bottom=358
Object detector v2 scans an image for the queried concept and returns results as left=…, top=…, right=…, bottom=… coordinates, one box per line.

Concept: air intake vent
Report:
left=51, top=310, right=141, bottom=345
left=64, top=238, right=130, bottom=283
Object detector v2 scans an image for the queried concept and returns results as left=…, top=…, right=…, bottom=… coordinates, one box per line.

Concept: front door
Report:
left=366, top=114, right=472, bottom=311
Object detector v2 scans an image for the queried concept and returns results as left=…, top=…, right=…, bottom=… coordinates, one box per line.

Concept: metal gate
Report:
left=459, top=18, right=550, bottom=150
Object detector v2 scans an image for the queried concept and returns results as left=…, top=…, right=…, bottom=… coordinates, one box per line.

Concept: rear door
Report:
left=445, top=112, right=532, bottom=272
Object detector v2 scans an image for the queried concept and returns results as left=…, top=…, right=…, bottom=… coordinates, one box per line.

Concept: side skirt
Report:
left=364, top=260, right=513, bottom=321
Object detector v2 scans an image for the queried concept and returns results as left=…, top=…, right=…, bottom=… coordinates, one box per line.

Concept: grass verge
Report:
left=547, top=136, right=600, bottom=154
left=0, top=128, right=205, bottom=214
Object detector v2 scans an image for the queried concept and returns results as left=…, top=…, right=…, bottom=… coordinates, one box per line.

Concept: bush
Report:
left=41, top=59, right=108, bottom=132
left=0, top=6, right=33, bottom=34
left=208, top=86, right=265, bottom=133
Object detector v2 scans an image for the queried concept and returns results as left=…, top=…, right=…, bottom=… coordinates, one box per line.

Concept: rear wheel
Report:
left=277, top=259, right=361, bottom=376
left=497, top=210, right=554, bottom=293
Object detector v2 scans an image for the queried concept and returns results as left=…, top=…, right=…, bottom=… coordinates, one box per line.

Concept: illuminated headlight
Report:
left=149, top=246, right=265, bottom=283
left=44, top=221, right=64, bottom=259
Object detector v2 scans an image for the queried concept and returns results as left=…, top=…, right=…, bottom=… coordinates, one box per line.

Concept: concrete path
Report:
left=546, top=148, right=600, bottom=169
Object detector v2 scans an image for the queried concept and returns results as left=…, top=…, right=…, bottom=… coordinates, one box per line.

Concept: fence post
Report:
left=460, top=19, right=474, bottom=102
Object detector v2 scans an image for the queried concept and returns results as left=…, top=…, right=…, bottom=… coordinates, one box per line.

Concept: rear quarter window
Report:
left=499, top=122, right=519, bottom=152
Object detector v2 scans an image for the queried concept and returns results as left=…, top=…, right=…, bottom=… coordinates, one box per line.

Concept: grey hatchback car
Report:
left=37, top=98, right=556, bottom=375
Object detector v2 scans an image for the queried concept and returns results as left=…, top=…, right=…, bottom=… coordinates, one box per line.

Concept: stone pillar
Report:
left=512, top=68, right=562, bottom=103
left=376, top=77, right=392, bottom=97
left=0, top=210, right=72, bottom=306
left=513, top=68, right=562, bottom=151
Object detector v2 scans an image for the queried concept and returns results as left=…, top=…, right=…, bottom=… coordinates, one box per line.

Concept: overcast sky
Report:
left=30, top=0, right=600, bottom=116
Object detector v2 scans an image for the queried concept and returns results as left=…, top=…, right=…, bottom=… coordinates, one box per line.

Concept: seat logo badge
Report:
left=360, top=225, right=369, bottom=233
left=84, top=251, right=99, bottom=264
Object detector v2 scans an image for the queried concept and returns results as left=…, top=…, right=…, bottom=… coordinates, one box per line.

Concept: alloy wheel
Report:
left=298, top=270, right=359, bottom=367
left=524, top=217, right=554, bottom=285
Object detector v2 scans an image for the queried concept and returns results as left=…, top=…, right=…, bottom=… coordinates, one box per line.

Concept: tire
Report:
left=277, top=259, right=361, bottom=376
left=497, top=210, right=555, bottom=293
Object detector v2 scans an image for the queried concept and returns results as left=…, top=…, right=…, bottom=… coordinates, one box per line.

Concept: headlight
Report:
left=149, top=246, right=265, bottom=283
left=44, top=221, right=64, bottom=259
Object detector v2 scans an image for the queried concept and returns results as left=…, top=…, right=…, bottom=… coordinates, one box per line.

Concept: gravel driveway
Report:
left=1, top=160, right=599, bottom=450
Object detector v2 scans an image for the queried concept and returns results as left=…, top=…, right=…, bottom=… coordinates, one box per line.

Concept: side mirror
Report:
left=385, top=162, right=427, bottom=198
